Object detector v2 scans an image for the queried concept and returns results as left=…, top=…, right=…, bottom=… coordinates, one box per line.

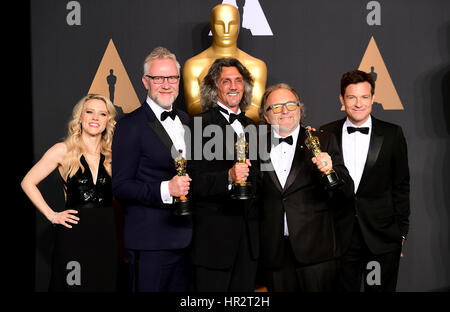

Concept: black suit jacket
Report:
left=260, top=126, right=354, bottom=269
left=320, top=116, right=410, bottom=255
left=187, top=107, right=261, bottom=269
left=112, top=102, right=192, bottom=250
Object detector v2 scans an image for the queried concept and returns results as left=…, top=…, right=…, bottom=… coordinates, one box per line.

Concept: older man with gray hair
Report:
left=258, top=83, right=353, bottom=292
left=112, top=46, right=192, bottom=292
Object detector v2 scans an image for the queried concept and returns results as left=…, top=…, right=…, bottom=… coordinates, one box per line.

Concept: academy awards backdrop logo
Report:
left=87, top=39, right=141, bottom=115
left=355, top=36, right=404, bottom=110
left=346, top=1, right=404, bottom=111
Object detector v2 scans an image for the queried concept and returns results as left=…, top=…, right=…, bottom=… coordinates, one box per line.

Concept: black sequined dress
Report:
left=49, top=154, right=118, bottom=291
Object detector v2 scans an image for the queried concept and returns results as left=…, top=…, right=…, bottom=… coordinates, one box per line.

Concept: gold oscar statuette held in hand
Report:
left=304, top=129, right=343, bottom=190
left=231, top=133, right=254, bottom=200
left=173, top=149, right=191, bottom=216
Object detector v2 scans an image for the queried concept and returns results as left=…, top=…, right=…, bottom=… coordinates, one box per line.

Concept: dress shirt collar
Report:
left=344, top=115, right=372, bottom=134
left=146, top=96, right=173, bottom=122
left=272, top=124, right=300, bottom=146
left=217, top=101, right=241, bottom=120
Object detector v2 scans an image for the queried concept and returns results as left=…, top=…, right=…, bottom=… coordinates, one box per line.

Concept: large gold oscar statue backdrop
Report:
left=183, top=4, right=267, bottom=122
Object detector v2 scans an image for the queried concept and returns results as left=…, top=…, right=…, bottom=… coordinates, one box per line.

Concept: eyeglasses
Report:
left=266, top=101, right=299, bottom=114
left=145, top=75, right=180, bottom=84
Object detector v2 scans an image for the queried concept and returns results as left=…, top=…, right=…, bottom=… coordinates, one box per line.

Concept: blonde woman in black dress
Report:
left=21, top=94, right=118, bottom=291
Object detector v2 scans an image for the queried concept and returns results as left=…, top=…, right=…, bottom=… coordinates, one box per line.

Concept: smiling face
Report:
left=264, top=88, right=301, bottom=136
left=80, top=99, right=109, bottom=136
left=216, top=66, right=244, bottom=112
left=340, top=81, right=374, bottom=126
left=142, top=58, right=179, bottom=109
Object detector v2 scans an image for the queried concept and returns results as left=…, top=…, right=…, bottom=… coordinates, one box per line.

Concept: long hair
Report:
left=259, top=83, right=306, bottom=125
left=62, top=94, right=117, bottom=179
left=200, top=57, right=254, bottom=112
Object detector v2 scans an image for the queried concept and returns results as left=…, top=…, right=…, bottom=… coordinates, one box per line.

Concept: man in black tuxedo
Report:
left=112, top=47, right=192, bottom=292
left=188, top=58, right=260, bottom=292
left=258, top=83, right=354, bottom=292
left=320, top=70, right=410, bottom=292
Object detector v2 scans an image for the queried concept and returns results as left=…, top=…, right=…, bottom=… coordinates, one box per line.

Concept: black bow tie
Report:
left=347, top=126, right=369, bottom=134
left=161, top=109, right=177, bottom=121
left=274, top=135, right=293, bottom=146
left=218, top=106, right=246, bottom=124
left=229, top=112, right=246, bottom=124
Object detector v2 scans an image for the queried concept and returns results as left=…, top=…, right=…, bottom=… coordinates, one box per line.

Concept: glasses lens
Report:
left=151, top=76, right=163, bottom=84
left=286, top=102, right=298, bottom=111
left=168, top=76, right=179, bottom=83
left=267, top=102, right=298, bottom=114
left=272, top=105, right=284, bottom=113
left=147, top=75, right=179, bottom=84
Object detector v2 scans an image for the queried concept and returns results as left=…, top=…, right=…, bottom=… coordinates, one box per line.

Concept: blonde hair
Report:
left=62, top=94, right=117, bottom=179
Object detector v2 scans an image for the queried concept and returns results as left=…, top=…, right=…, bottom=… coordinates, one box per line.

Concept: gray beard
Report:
left=151, top=93, right=178, bottom=109
left=224, top=101, right=238, bottom=107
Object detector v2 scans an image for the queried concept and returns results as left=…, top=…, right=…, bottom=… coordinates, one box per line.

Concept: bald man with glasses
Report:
left=258, top=83, right=354, bottom=292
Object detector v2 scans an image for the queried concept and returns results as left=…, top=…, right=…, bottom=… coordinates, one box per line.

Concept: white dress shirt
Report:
left=218, top=102, right=246, bottom=190
left=270, top=125, right=300, bottom=236
left=217, top=101, right=245, bottom=136
left=342, top=116, right=372, bottom=193
left=147, top=97, right=186, bottom=204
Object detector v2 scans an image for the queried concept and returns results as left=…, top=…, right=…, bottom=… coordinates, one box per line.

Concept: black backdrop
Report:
left=25, top=0, right=450, bottom=292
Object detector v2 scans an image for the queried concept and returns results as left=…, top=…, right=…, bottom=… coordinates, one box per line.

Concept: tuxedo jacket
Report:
left=320, top=116, right=410, bottom=255
left=260, top=126, right=354, bottom=269
left=187, top=107, right=261, bottom=270
left=112, top=102, right=192, bottom=251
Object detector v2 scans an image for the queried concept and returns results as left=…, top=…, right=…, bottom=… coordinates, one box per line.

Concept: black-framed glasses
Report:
left=145, top=75, right=180, bottom=84
left=266, top=101, right=299, bottom=114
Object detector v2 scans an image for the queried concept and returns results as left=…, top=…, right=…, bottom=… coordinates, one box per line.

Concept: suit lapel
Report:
left=212, top=107, right=259, bottom=160
left=212, top=107, right=236, bottom=159
left=335, top=118, right=346, bottom=153
left=174, top=108, right=189, bottom=125
left=144, top=102, right=176, bottom=155
left=358, top=116, right=383, bottom=194
left=283, top=127, right=308, bottom=192
left=262, top=129, right=283, bottom=193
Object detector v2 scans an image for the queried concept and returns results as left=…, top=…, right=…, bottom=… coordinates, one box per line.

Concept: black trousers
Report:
left=263, top=237, right=337, bottom=292
left=193, top=228, right=258, bottom=292
left=126, top=248, right=189, bottom=292
left=337, top=220, right=402, bottom=292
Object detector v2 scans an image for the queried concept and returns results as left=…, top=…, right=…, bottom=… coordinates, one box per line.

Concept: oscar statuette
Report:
left=173, top=149, right=191, bottom=216
left=230, top=133, right=254, bottom=200
left=304, top=129, right=344, bottom=190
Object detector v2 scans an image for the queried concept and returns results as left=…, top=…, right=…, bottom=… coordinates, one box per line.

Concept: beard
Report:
left=219, top=91, right=242, bottom=108
left=224, top=100, right=239, bottom=107
left=269, top=115, right=300, bottom=136
left=150, top=88, right=179, bottom=109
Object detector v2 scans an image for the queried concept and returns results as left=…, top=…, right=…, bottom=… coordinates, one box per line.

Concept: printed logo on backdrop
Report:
left=209, top=0, right=273, bottom=36
left=88, top=39, right=141, bottom=115
left=341, top=36, right=404, bottom=111
left=359, top=36, right=403, bottom=110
